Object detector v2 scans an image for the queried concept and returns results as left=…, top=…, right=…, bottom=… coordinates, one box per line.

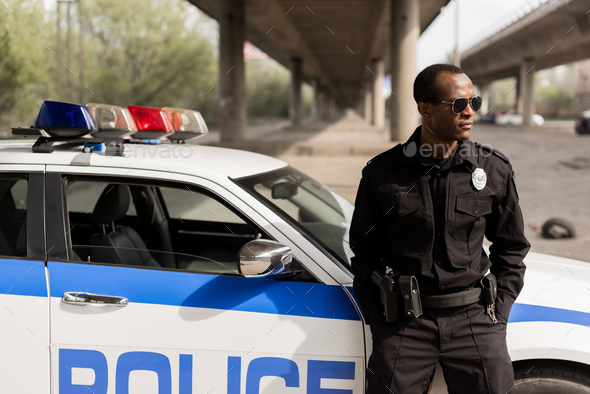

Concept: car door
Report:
left=0, top=167, right=50, bottom=393
left=46, top=169, right=365, bottom=394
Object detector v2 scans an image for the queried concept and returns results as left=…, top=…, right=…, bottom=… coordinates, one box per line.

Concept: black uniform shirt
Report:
left=350, top=126, right=530, bottom=325
left=428, top=157, right=451, bottom=280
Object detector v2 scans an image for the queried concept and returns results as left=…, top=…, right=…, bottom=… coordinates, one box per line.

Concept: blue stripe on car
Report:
left=5, top=259, right=589, bottom=327
left=0, top=259, right=47, bottom=297
left=508, top=302, right=590, bottom=327
left=47, top=261, right=361, bottom=321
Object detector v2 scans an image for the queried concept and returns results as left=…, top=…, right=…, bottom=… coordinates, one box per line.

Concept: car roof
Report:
left=0, top=139, right=288, bottom=179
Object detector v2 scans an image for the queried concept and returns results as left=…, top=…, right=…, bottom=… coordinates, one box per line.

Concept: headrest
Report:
left=92, top=184, right=131, bottom=225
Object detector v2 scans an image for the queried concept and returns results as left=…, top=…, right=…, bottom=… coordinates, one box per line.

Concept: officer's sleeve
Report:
left=485, top=164, right=530, bottom=323
left=350, top=166, right=386, bottom=325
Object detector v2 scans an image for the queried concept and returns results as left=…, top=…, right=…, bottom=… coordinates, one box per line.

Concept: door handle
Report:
left=62, top=292, right=128, bottom=306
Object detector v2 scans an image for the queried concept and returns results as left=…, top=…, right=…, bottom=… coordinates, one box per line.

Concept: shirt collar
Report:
left=398, top=125, right=479, bottom=168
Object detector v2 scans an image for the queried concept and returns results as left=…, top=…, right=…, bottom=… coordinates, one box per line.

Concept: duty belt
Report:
left=372, top=269, right=498, bottom=323
left=421, top=287, right=482, bottom=309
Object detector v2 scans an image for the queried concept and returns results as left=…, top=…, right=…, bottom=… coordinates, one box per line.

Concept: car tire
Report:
left=541, top=217, right=576, bottom=239
left=514, top=365, right=590, bottom=394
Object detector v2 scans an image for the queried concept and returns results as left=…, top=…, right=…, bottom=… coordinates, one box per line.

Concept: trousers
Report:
left=367, top=302, right=514, bottom=394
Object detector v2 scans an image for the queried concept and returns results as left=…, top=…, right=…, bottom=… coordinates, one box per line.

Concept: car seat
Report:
left=89, top=184, right=162, bottom=267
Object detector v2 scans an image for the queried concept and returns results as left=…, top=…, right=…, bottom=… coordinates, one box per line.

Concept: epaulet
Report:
left=473, top=141, right=509, bottom=163
left=367, top=144, right=402, bottom=166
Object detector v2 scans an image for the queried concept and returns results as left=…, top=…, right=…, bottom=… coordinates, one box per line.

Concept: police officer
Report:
left=350, top=64, right=531, bottom=394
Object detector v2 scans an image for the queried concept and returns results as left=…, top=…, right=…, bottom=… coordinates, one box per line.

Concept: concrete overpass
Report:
left=460, top=0, right=590, bottom=126
left=188, top=0, right=450, bottom=142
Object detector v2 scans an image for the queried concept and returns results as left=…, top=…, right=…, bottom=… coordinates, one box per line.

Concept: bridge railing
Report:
left=461, top=0, right=558, bottom=54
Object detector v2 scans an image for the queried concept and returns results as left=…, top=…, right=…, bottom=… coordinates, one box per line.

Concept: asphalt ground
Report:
left=275, top=123, right=590, bottom=264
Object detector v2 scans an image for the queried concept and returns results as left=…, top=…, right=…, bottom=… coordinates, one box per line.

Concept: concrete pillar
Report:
left=311, top=78, right=319, bottom=121
left=290, top=57, right=303, bottom=126
left=372, top=58, right=386, bottom=128
left=328, top=95, right=336, bottom=120
left=357, top=88, right=365, bottom=118
left=518, top=58, right=535, bottom=126
left=328, top=95, right=336, bottom=119
left=356, top=84, right=364, bottom=118
left=219, top=0, right=246, bottom=142
left=321, top=90, right=330, bottom=120
left=479, top=84, right=491, bottom=117
left=332, top=98, right=337, bottom=119
left=365, top=80, right=373, bottom=124
left=390, top=0, right=419, bottom=142
left=317, top=86, right=325, bottom=121
left=514, top=72, right=522, bottom=114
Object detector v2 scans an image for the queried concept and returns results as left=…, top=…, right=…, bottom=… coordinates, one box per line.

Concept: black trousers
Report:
left=367, top=302, right=514, bottom=394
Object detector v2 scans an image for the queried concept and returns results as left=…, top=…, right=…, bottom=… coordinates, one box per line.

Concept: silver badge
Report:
left=472, top=168, right=487, bottom=190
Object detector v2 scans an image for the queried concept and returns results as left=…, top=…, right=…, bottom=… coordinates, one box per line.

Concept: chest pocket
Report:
left=378, top=193, right=421, bottom=216
left=379, top=193, right=429, bottom=255
left=451, top=195, right=494, bottom=241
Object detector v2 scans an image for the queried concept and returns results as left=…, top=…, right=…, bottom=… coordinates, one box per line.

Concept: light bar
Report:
left=86, top=103, right=137, bottom=138
left=34, top=101, right=97, bottom=137
left=127, top=105, right=174, bottom=139
left=162, top=107, right=209, bottom=141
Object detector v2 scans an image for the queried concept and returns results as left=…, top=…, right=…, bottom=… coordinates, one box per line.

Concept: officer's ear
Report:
left=417, top=102, right=432, bottom=118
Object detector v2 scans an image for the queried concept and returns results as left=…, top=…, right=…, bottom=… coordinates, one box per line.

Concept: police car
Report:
left=1, top=101, right=589, bottom=393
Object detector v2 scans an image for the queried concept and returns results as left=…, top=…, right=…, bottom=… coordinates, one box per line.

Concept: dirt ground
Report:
left=277, top=124, right=590, bottom=264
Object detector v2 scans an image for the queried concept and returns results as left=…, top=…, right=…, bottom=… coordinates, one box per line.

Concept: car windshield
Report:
left=236, top=167, right=354, bottom=268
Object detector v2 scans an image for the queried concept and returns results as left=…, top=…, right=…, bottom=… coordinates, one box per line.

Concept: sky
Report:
left=417, top=0, right=548, bottom=70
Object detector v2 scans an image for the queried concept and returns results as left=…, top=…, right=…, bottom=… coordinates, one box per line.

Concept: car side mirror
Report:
left=271, top=181, right=298, bottom=199
left=238, top=239, right=293, bottom=278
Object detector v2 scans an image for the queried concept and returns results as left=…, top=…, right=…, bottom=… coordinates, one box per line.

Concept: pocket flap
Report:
left=455, top=195, right=493, bottom=217
left=380, top=194, right=421, bottom=217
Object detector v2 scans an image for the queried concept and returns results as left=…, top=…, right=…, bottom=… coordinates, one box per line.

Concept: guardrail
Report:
left=460, top=0, right=558, bottom=53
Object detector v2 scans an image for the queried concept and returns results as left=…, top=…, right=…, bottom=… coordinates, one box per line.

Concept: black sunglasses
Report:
left=425, top=96, right=482, bottom=114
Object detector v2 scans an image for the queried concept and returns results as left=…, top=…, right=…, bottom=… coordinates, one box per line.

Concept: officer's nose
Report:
left=462, top=101, right=475, bottom=117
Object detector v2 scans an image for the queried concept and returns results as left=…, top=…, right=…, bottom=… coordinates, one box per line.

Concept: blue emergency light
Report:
left=34, top=101, right=97, bottom=137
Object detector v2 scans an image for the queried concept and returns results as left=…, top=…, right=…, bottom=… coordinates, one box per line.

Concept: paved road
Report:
left=277, top=123, right=590, bottom=264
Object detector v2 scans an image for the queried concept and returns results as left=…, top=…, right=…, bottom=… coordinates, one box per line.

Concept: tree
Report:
left=82, top=0, right=217, bottom=123
left=536, top=66, right=575, bottom=117
left=0, top=0, right=218, bottom=134
left=537, top=85, right=573, bottom=117
left=0, top=0, right=54, bottom=133
left=0, top=16, right=20, bottom=117
left=246, top=58, right=290, bottom=120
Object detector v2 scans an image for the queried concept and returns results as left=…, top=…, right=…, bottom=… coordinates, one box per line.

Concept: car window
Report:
left=0, top=175, right=28, bottom=257
left=67, top=181, right=136, bottom=216
left=236, top=167, right=354, bottom=268
left=10, top=179, right=27, bottom=210
left=159, top=187, right=245, bottom=224
left=64, top=178, right=316, bottom=281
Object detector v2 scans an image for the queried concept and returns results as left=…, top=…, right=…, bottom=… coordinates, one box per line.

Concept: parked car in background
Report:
left=496, top=113, right=545, bottom=126
left=575, top=109, right=590, bottom=134
left=487, top=109, right=512, bottom=124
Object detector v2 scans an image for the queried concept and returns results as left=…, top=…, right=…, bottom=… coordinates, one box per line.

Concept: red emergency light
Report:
left=127, top=105, right=174, bottom=139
